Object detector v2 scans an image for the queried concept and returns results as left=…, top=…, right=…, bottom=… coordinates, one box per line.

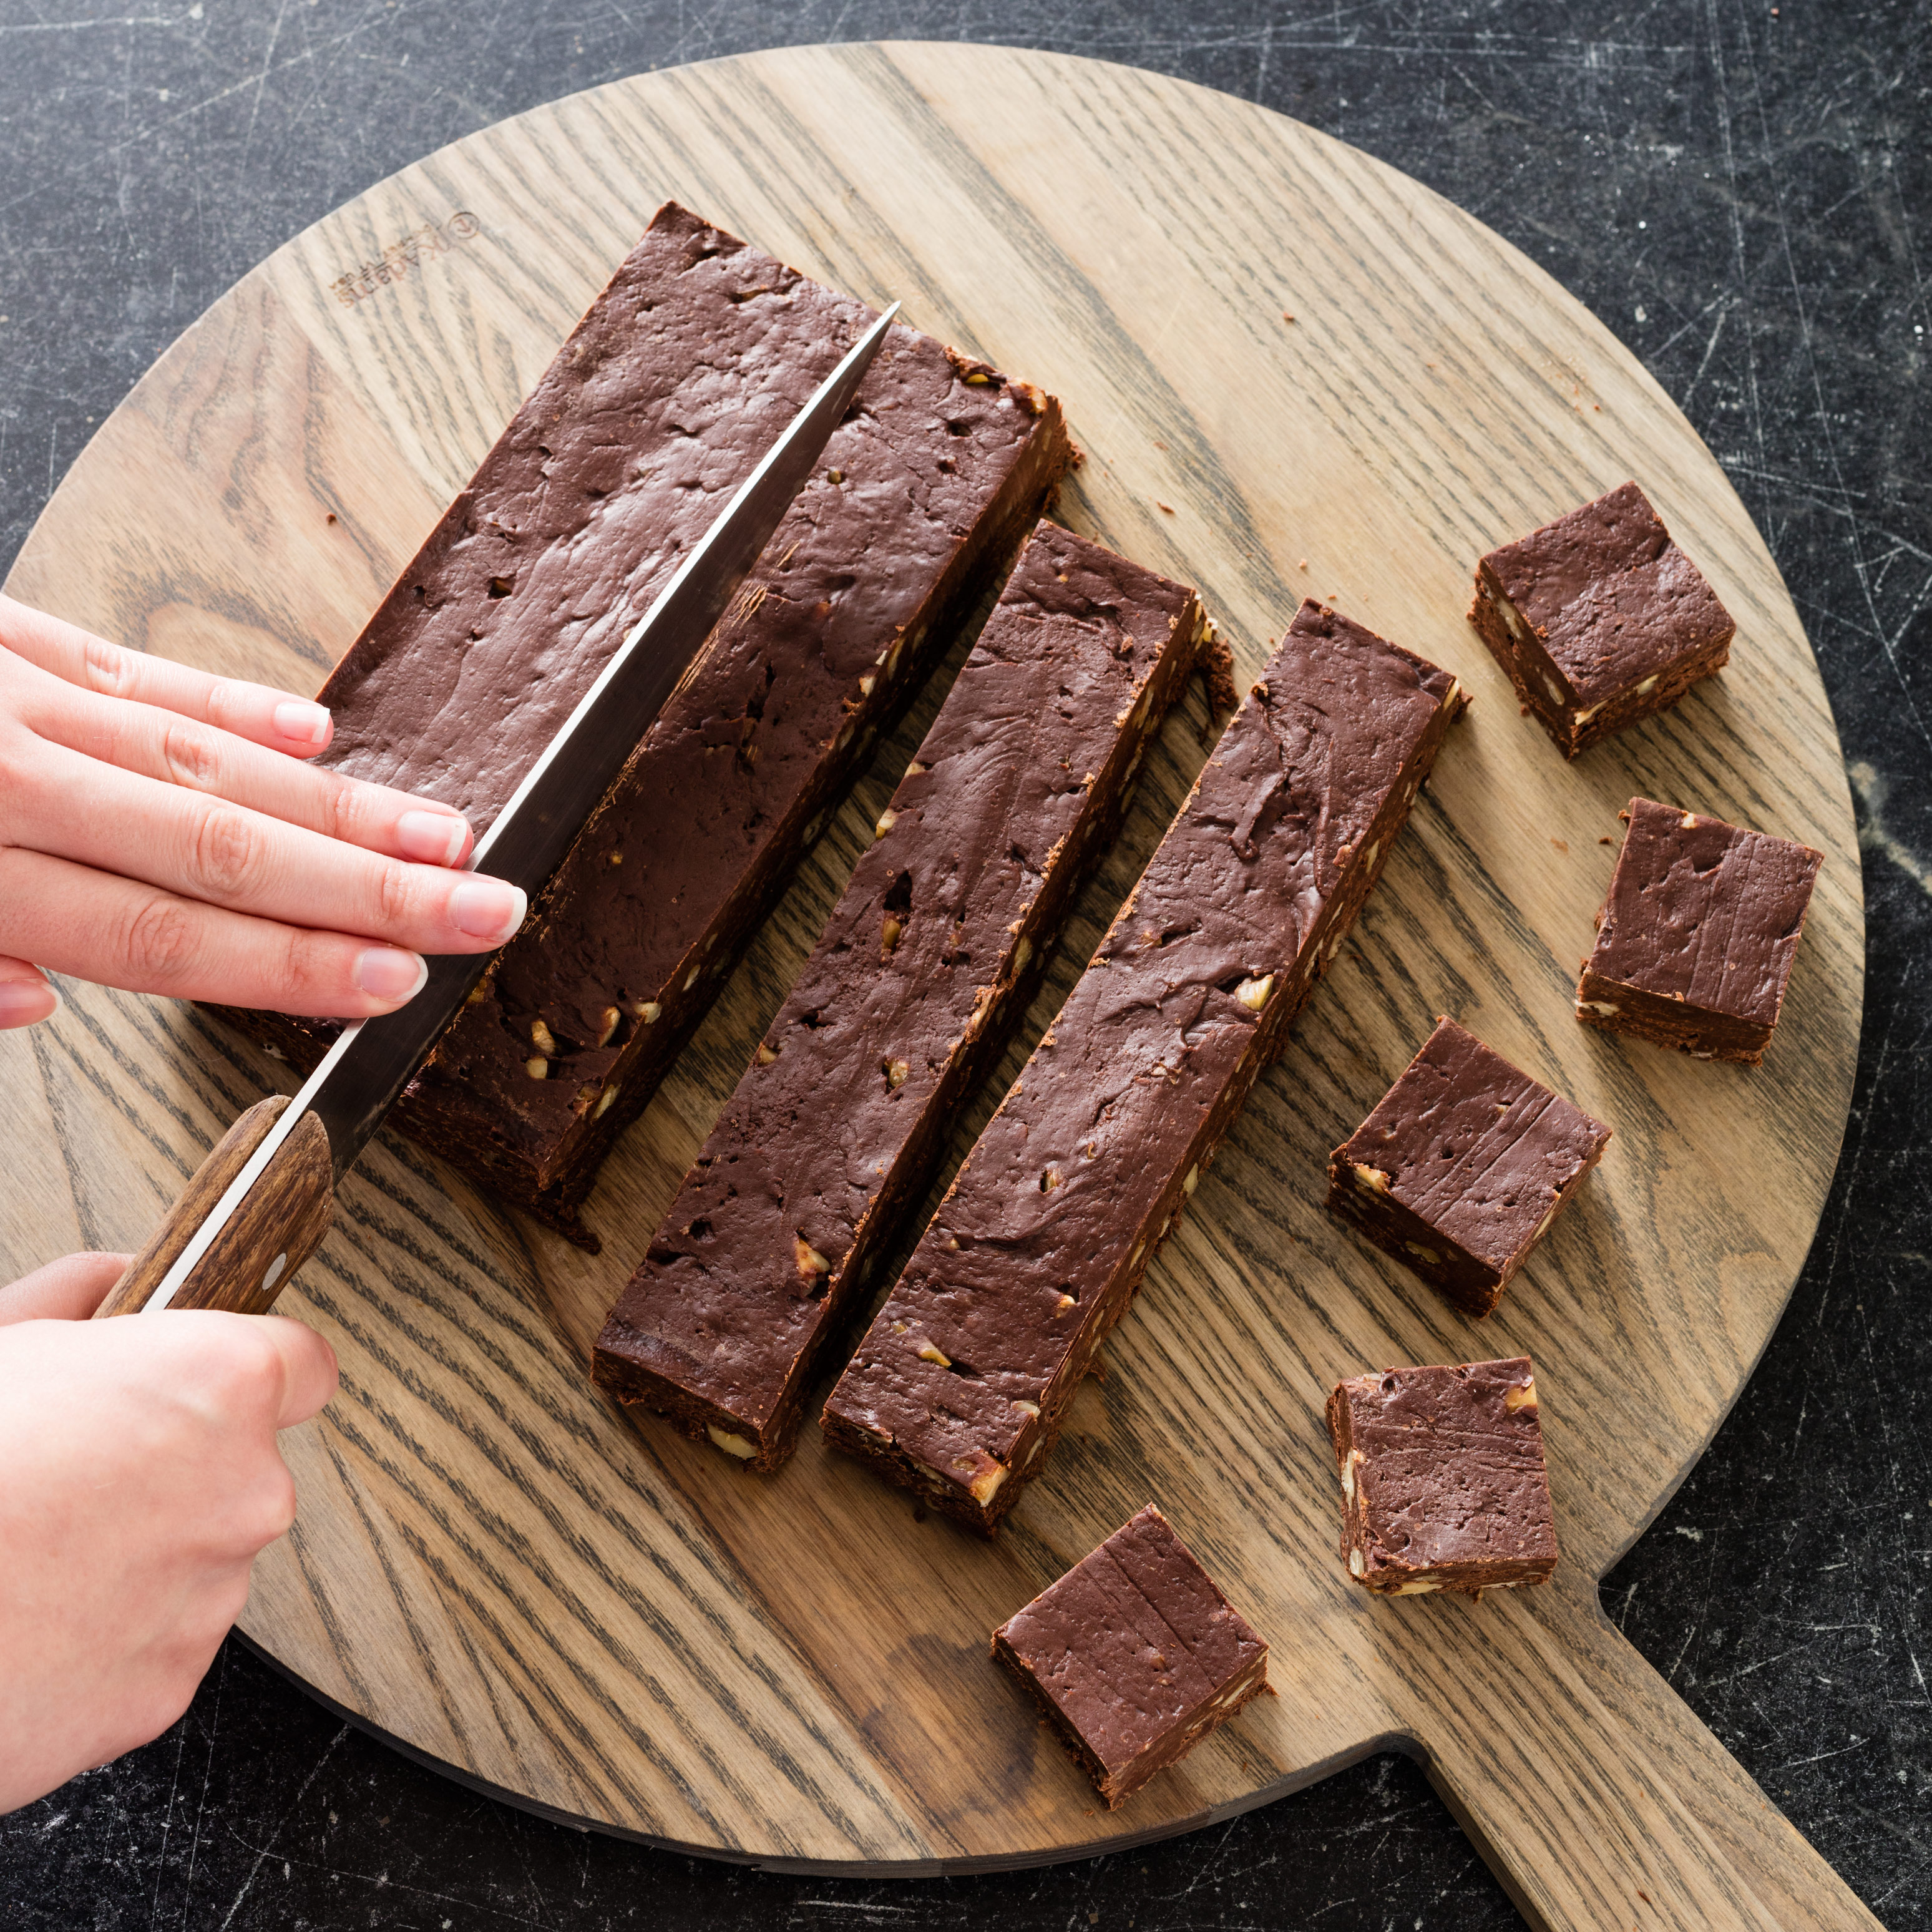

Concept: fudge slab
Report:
left=591, top=524, right=1209, bottom=1469
left=1326, top=1017, right=1611, bottom=1317
left=824, top=600, right=1466, bottom=1533
left=1468, top=481, right=1733, bottom=758
left=991, top=1505, right=1269, bottom=1809
left=1326, top=1357, right=1558, bottom=1596
left=214, top=200, right=1072, bottom=1241
left=1576, top=796, right=1823, bottom=1064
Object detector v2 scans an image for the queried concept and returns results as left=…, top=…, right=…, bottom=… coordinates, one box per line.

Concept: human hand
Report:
left=0, top=593, right=527, bottom=1027
left=0, top=1252, right=338, bottom=1813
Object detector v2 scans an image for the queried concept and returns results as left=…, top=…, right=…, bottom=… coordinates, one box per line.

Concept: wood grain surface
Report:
left=0, top=41, right=1871, bottom=1927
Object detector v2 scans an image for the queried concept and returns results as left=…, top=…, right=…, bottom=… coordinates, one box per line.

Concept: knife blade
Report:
left=104, top=299, right=900, bottom=1319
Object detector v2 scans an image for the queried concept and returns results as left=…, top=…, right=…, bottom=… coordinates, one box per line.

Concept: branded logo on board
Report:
left=328, top=211, right=482, bottom=308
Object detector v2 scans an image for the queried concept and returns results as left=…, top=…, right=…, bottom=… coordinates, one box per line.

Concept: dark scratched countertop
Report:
left=2, top=4, right=1927, bottom=1927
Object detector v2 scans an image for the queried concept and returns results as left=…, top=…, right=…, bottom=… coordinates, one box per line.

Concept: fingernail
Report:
left=449, top=879, right=527, bottom=944
left=396, top=808, right=470, bottom=866
left=354, top=947, right=427, bottom=1003
left=274, top=701, right=332, bottom=748
left=0, top=978, right=60, bottom=1028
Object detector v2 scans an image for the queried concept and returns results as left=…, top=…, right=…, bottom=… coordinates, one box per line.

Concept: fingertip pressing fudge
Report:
left=991, top=1505, right=1269, bottom=1808
left=1576, top=797, right=1822, bottom=1064
left=1326, top=1018, right=1611, bottom=1317
left=1468, top=481, right=1734, bottom=758
left=591, top=525, right=1209, bottom=1468
left=1326, top=1357, right=1558, bottom=1596
left=211, top=200, right=1073, bottom=1244
left=824, top=600, right=1466, bottom=1533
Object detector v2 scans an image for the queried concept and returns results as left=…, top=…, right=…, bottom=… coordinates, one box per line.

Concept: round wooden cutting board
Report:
left=2, top=42, right=1874, bottom=1930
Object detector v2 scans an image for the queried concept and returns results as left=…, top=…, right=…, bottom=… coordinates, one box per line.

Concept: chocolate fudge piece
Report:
left=591, top=525, right=1209, bottom=1468
left=991, top=1505, right=1269, bottom=1808
left=823, top=601, right=1466, bottom=1533
left=213, top=202, right=1073, bottom=1241
left=1326, top=1357, right=1558, bottom=1596
left=1468, top=481, right=1734, bottom=758
left=1576, top=797, right=1822, bottom=1064
left=1326, top=1018, right=1611, bottom=1317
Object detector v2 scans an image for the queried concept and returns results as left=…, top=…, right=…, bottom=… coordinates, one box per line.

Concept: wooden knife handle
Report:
left=94, top=1095, right=335, bottom=1318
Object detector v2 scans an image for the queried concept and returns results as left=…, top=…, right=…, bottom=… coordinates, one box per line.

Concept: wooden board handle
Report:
left=1413, top=1574, right=1880, bottom=1931
left=95, top=1095, right=335, bottom=1317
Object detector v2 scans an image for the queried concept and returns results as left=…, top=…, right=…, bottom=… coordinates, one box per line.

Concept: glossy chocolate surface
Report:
left=1577, top=797, right=1822, bottom=1062
left=1327, top=1018, right=1611, bottom=1315
left=824, top=602, right=1463, bottom=1528
left=1326, top=1357, right=1558, bottom=1595
left=591, top=524, right=1203, bottom=1465
left=992, top=1505, right=1268, bottom=1807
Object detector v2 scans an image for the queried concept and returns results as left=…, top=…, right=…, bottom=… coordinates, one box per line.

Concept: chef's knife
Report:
left=95, top=301, right=902, bottom=1320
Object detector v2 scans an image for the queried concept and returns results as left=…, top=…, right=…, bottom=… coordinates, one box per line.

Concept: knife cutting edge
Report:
left=103, top=300, right=901, bottom=1320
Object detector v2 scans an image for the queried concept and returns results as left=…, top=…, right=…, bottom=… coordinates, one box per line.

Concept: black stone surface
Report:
left=1, top=3, right=1926, bottom=1926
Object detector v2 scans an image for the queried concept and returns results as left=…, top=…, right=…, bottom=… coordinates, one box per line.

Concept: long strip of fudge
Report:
left=1576, top=797, right=1822, bottom=1064
left=1327, top=1357, right=1558, bottom=1595
left=823, top=601, right=1466, bottom=1532
left=992, top=1505, right=1269, bottom=1808
left=1327, top=1017, right=1611, bottom=1317
left=592, top=525, right=1207, bottom=1467
left=215, top=202, right=1073, bottom=1242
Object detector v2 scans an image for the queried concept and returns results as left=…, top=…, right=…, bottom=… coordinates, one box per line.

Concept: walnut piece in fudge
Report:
left=1468, top=481, right=1734, bottom=758
left=1327, top=1018, right=1611, bottom=1317
left=1576, top=797, right=1823, bottom=1065
left=1326, top=1358, right=1558, bottom=1596
left=991, top=1505, right=1269, bottom=1808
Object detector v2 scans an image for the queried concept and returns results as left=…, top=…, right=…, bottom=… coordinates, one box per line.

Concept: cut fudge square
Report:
left=1326, top=1357, right=1558, bottom=1596
left=1327, top=1018, right=1611, bottom=1317
left=1577, top=797, right=1823, bottom=1065
left=1468, top=480, right=1734, bottom=757
left=991, top=1505, right=1269, bottom=1808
